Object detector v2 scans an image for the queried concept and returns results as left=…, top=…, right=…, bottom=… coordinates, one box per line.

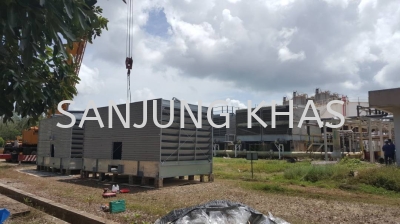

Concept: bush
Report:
left=283, top=166, right=309, bottom=180
left=0, top=137, right=4, bottom=147
left=356, top=167, right=400, bottom=192
left=284, top=164, right=351, bottom=183
left=339, top=157, right=361, bottom=166
left=303, top=166, right=335, bottom=182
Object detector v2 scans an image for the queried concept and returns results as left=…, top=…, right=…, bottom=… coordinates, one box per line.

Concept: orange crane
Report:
left=51, top=39, right=88, bottom=115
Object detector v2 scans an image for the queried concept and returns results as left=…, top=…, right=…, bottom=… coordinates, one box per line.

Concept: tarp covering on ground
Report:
left=154, top=200, right=290, bottom=224
left=0, top=208, right=10, bottom=224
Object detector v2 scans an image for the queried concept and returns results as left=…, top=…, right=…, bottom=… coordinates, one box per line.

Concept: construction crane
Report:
left=49, top=39, right=88, bottom=115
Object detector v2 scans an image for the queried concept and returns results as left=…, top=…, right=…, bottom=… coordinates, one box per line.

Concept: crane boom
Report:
left=67, top=40, right=88, bottom=76
left=47, top=39, right=87, bottom=116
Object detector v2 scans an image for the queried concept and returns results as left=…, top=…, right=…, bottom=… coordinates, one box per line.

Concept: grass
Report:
left=214, top=156, right=400, bottom=203
left=213, top=157, right=310, bottom=180
left=2, top=158, right=400, bottom=223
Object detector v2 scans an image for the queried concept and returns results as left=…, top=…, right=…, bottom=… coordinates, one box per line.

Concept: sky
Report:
left=70, top=0, right=400, bottom=111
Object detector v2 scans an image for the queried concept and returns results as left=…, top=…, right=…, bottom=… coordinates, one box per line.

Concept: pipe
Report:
left=368, top=119, right=374, bottom=163
left=214, top=150, right=362, bottom=158
left=379, top=122, right=383, bottom=158
left=324, top=121, right=328, bottom=161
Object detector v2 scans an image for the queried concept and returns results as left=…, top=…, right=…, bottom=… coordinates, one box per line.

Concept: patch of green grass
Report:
left=213, top=157, right=311, bottom=181
left=242, top=182, right=293, bottom=194
left=354, top=166, right=400, bottom=192
left=214, top=157, right=400, bottom=203
left=283, top=164, right=351, bottom=183
left=127, top=203, right=169, bottom=216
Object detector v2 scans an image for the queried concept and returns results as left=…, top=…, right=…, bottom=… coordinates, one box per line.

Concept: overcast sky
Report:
left=70, top=0, right=400, bottom=111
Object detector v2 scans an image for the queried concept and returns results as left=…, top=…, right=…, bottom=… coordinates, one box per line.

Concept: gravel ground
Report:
left=1, top=162, right=400, bottom=224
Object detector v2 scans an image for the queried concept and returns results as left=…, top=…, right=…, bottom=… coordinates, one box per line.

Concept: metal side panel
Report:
left=96, top=159, right=139, bottom=176
left=159, top=160, right=212, bottom=178
left=43, top=157, right=51, bottom=166
left=49, top=157, right=61, bottom=169
left=37, top=156, right=44, bottom=166
left=83, top=100, right=161, bottom=162
left=137, top=161, right=159, bottom=178
left=61, top=158, right=82, bottom=170
left=83, top=158, right=97, bottom=172
left=38, top=141, right=50, bottom=157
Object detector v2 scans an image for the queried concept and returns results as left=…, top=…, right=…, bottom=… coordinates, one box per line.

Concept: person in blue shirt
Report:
left=382, top=139, right=396, bottom=165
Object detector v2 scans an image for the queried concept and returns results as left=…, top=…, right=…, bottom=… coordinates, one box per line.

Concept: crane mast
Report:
left=47, top=39, right=88, bottom=117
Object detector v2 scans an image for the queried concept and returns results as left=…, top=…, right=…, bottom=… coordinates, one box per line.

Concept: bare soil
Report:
left=1, top=161, right=400, bottom=224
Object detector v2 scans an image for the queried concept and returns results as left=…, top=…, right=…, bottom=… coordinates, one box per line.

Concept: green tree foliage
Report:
left=0, top=113, right=44, bottom=141
left=0, top=137, right=4, bottom=147
left=1, top=114, right=26, bottom=140
left=0, top=0, right=108, bottom=123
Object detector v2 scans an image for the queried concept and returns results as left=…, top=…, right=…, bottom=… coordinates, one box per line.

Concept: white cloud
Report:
left=132, top=88, right=156, bottom=102
left=358, top=0, right=377, bottom=14
left=226, top=98, right=247, bottom=108
left=278, top=46, right=306, bottom=62
left=71, top=0, right=400, bottom=111
left=341, top=81, right=364, bottom=90
left=76, top=64, right=104, bottom=95
left=323, top=0, right=350, bottom=8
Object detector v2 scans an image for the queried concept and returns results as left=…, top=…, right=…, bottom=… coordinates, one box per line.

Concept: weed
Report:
left=355, top=167, right=400, bottom=192
left=85, top=194, right=95, bottom=206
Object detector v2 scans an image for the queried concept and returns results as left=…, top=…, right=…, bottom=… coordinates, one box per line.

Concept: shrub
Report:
left=356, top=167, right=400, bottom=192
left=0, top=137, right=4, bottom=147
left=284, top=164, right=351, bottom=183
left=303, top=166, right=335, bottom=182
left=283, top=166, right=309, bottom=180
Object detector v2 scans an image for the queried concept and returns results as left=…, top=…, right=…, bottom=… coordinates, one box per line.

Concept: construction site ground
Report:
left=1, top=159, right=400, bottom=224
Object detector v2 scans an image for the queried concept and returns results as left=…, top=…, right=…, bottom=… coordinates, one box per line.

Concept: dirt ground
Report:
left=1, top=161, right=400, bottom=224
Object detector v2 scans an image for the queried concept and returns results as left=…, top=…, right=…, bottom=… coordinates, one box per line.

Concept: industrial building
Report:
left=212, top=88, right=395, bottom=162
left=212, top=106, right=238, bottom=153
left=81, top=98, right=213, bottom=188
left=37, top=112, right=85, bottom=174
left=234, top=104, right=322, bottom=152
left=369, top=88, right=399, bottom=164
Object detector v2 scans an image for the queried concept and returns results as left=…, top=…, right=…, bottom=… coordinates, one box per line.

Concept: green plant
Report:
left=23, top=197, right=32, bottom=206
left=0, top=0, right=109, bottom=123
left=0, top=137, right=4, bottom=147
left=85, top=194, right=95, bottom=206
left=356, top=167, right=400, bottom=192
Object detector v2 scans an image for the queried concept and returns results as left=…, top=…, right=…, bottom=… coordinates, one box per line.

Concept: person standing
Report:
left=388, top=139, right=396, bottom=165
left=382, top=139, right=395, bottom=165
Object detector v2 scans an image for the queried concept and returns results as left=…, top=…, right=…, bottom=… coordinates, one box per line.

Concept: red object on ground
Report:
left=102, top=193, right=117, bottom=198
left=119, top=189, right=130, bottom=193
left=0, top=154, right=11, bottom=160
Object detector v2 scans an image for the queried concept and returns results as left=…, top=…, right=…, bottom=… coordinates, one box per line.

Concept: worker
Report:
left=382, top=139, right=395, bottom=165
left=388, top=139, right=396, bottom=164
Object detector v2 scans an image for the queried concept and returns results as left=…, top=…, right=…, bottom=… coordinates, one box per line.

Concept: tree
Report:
left=0, top=113, right=42, bottom=140
left=0, top=0, right=109, bottom=123
left=0, top=137, right=4, bottom=148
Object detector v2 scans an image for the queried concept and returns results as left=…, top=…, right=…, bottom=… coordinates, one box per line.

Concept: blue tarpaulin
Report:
left=0, top=208, right=10, bottom=224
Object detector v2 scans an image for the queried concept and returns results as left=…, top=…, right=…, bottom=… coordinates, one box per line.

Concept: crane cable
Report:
left=125, top=0, right=134, bottom=103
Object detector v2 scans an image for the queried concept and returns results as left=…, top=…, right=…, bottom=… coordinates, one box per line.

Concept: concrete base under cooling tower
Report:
left=36, top=156, right=82, bottom=174
left=369, top=88, right=400, bottom=166
left=81, top=158, right=213, bottom=188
